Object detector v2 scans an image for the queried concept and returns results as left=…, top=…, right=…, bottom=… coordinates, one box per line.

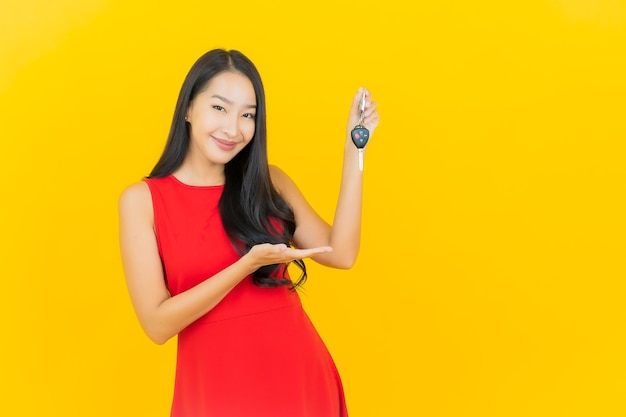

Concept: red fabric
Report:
left=145, top=175, right=348, bottom=417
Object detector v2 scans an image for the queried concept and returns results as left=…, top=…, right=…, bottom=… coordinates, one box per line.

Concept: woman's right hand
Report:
left=244, top=243, right=332, bottom=271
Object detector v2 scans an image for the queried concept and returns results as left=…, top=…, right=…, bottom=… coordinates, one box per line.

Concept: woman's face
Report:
left=185, top=71, right=257, bottom=167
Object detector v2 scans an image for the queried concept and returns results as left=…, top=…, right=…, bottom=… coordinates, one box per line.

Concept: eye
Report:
left=213, top=105, right=225, bottom=112
left=243, top=113, right=256, bottom=119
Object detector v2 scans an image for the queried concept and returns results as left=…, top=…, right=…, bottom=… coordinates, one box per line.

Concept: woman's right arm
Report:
left=119, top=182, right=331, bottom=345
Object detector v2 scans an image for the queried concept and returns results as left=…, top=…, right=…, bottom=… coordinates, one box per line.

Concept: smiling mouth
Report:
left=212, top=137, right=238, bottom=151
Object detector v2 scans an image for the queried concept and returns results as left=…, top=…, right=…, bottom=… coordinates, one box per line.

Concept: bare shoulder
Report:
left=119, top=181, right=153, bottom=219
left=269, top=164, right=312, bottom=212
left=269, top=165, right=296, bottom=193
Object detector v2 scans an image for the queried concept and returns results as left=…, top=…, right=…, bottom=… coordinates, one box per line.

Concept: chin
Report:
left=207, top=151, right=243, bottom=166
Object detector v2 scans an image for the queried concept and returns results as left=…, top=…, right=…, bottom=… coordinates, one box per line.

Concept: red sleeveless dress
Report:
left=145, top=175, right=348, bottom=417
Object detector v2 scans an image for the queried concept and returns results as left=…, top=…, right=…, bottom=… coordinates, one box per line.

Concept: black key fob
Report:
left=351, top=125, right=370, bottom=149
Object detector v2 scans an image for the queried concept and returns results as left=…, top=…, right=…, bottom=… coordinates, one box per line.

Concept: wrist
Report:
left=238, top=252, right=259, bottom=275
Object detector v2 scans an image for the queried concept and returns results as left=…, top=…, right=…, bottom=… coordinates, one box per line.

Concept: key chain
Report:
left=350, top=91, right=369, bottom=171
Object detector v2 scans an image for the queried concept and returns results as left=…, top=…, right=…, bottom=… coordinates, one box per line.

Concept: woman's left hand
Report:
left=346, top=87, right=380, bottom=140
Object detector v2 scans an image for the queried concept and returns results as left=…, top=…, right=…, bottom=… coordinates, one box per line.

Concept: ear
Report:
left=184, top=106, right=191, bottom=122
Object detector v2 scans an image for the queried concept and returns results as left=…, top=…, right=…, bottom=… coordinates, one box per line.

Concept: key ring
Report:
left=358, top=93, right=365, bottom=126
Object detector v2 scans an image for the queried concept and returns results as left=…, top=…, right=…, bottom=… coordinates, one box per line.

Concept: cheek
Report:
left=243, top=122, right=256, bottom=142
left=189, top=115, right=210, bottom=136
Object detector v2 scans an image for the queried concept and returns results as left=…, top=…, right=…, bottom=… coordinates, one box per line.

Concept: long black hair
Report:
left=149, top=49, right=306, bottom=288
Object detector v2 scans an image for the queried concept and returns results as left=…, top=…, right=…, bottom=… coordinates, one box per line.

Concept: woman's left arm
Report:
left=271, top=88, right=379, bottom=269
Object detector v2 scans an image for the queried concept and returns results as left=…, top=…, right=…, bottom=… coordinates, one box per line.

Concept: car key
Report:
left=350, top=91, right=369, bottom=171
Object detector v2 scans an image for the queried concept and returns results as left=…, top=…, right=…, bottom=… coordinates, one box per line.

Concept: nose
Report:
left=222, top=113, right=239, bottom=138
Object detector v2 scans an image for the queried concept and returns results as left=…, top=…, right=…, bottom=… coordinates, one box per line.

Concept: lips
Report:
left=211, top=136, right=238, bottom=151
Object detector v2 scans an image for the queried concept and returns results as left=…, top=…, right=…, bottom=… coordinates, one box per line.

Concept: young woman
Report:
left=119, top=49, right=379, bottom=417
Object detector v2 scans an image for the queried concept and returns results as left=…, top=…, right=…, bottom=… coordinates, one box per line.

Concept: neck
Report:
left=174, top=158, right=225, bottom=186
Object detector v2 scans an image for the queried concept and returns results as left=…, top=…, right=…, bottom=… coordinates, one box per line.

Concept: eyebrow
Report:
left=211, top=94, right=257, bottom=109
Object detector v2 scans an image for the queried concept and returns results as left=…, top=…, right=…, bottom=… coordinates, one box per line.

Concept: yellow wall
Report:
left=2, top=0, right=625, bottom=415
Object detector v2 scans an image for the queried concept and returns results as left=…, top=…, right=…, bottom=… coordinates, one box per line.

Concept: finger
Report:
left=364, top=106, right=379, bottom=124
left=350, top=87, right=369, bottom=114
left=351, top=87, right=365, bottom=106
left=257, top=243, right=286, bottom=252
left=365, top=111, right=379, bottom=125
left=289, top=246, right=333, bottom=259
left=364, top=101, right=378, bottom=117
left=272, top=243, right=288, bottom=252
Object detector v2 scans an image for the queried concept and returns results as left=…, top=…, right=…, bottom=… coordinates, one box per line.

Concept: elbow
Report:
left=142, top=323, right=174, bottom=345
left=335, top=259, right=356, bottom=270
left=148, top=334, right=170, bottom=345
left=136, top=303, right=178, bottom=345
left=329, top=254, right=358, bottom=270
left=316, top=252, right=358, bottom=269
left=324, top=242, right=359, bottom=269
